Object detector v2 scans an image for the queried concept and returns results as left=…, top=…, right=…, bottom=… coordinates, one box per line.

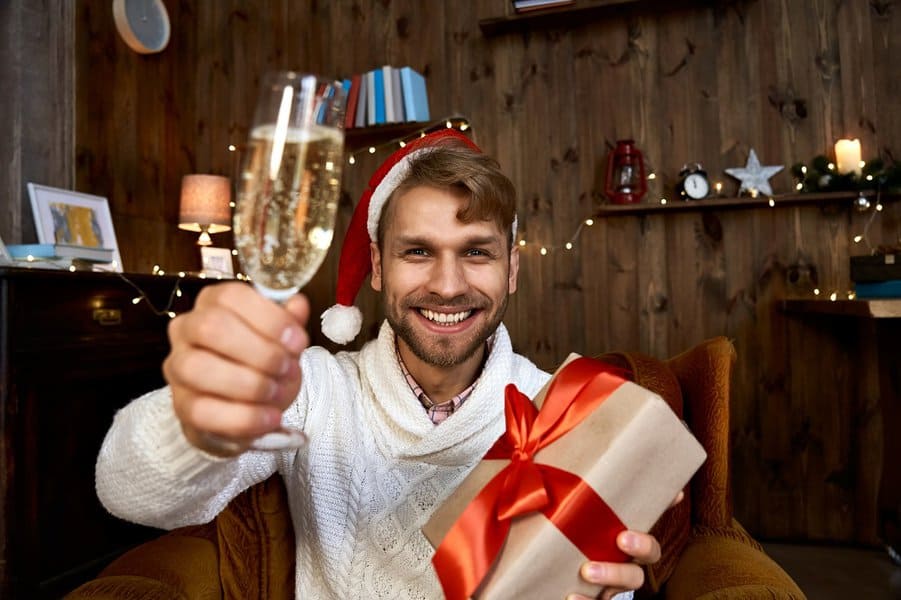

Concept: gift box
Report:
left=423, top=354, right=707, bottom=600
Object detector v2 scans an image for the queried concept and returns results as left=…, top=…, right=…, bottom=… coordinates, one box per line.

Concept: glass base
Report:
left=253, top=282, right=300, bottom=303
left=249, top=427, right=308, bottom=451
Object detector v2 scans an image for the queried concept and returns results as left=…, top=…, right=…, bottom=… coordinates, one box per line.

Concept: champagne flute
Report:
left=232, top=72, right=346, bottom=450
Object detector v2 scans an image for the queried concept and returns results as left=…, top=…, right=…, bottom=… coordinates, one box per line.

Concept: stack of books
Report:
left=343, top=65, right=430, bottom=129
left=6, top=243, right=114, bottom=270
left=850, top=253, right=901, bottom=298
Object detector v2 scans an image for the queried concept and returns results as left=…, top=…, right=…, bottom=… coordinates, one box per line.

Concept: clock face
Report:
left=113, top=0, right=170, bottom=54
left=684, top=173, right=709, bottom=199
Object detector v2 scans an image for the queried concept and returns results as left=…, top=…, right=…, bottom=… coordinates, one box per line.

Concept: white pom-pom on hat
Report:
left=320, top=304, right=364, bottom=345
left=320, top=129, right=482, bottom=344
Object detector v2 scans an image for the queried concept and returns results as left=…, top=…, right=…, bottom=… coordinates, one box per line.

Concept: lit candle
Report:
left=834, top=139, right=862, bottom=175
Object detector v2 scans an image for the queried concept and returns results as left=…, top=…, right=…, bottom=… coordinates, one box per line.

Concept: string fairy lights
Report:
left=120, top=266, right=184, bottom=318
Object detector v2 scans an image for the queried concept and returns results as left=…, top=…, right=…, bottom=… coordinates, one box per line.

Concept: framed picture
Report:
left=27, top=183, right=123, bottom=271
left=201, top=246, right=235, bottom=278
left=0, top=233, right=11, bottom=265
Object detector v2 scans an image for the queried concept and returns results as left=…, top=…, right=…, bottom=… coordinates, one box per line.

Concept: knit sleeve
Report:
left=95, top=386, right=279, bottom=530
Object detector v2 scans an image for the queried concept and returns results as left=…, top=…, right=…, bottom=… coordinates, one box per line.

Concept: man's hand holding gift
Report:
left=423, top=356, right=705, bottom=600
left=574, top=491, right=684, bottom=600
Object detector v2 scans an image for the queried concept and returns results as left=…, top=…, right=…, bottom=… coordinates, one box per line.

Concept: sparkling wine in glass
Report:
left=233, top=72, right=346, bottom=450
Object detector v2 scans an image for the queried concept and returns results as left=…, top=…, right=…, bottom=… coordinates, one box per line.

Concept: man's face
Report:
left=370, top=185, right=519, bottom=368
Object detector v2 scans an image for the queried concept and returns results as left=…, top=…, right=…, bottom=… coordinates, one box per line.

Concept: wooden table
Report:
left=782, top=298, right=901, bottom=552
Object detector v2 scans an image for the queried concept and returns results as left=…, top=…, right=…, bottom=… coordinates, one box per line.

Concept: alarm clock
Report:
left=676, top=163, right=710, bottom=200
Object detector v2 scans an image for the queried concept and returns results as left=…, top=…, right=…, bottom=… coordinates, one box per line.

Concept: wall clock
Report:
left=112, top=0, right=171, bottom=54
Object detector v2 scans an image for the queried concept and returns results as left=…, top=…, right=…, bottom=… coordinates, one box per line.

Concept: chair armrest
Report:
left=65, top=527, right=221, bottom=600
left=664, top=523, right=807, bottom=600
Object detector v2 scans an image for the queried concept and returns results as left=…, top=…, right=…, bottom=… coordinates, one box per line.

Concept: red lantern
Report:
left=604, top=140, right=647, bottom=204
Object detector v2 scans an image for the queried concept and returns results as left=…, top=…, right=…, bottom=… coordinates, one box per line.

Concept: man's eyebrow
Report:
left=394, top=235, right=433, bottom=247
left=393, top=235, right=503, bottom=247
left=462, top=235, right=503, bottom=247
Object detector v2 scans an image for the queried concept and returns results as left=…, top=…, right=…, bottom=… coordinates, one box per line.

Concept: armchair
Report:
left=68, top=337, right=805, bottom=599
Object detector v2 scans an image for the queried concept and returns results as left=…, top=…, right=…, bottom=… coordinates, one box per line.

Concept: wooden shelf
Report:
left=344, top=115, right=472, bottom=153
left=595, top=190, right=889, bottom=216
left=345, top=122, right=430, bottom=153
left=479, top=0, right=699, bottom=36
left=781, top=298, right=901, bottom=319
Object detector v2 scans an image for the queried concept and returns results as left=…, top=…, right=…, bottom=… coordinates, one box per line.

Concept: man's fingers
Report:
left=172, top=391, right=283, bottom=440
left=578, top=560, right=645, bottom=591
left=164, top=347, right=300, bottom=410
left=670, top=490, right=685, bottom=508
left=617, top=531, right=661, bottom=565
left=173, top=306, right=302, bottom=379
left=283, top=293, right=311, bottom=327
left=193, top=283, right=308, bottom=354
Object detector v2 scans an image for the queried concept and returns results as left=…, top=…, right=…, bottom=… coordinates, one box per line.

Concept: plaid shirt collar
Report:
left=395, top=336, right=495, bottom=425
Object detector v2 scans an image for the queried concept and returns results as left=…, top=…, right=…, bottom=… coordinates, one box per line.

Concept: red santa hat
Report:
left=321, top=129, right=484, bottom=344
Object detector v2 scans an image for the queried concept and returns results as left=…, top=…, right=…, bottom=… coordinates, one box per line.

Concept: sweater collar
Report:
left=358, top=321, right=512, bottom=466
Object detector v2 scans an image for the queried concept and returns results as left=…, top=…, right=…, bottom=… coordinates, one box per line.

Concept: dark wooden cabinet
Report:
left=0, top=267, right=215, bottom=598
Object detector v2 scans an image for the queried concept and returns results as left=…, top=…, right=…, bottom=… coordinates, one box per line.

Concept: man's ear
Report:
left=370, top=242, right=383, bottom=291
left=508, top=245, right=520, bottom=294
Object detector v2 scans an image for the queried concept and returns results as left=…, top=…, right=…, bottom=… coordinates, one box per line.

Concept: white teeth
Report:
left=419, top=309, right=472, bottom=325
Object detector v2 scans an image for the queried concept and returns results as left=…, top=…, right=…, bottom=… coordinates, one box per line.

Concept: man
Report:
left=96, top=130, right=662, bottom=599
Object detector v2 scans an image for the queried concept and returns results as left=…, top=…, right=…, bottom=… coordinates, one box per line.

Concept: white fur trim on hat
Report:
left=366, top=147, right=432, bottom=241
left=321, top=303, right=364, bottom=345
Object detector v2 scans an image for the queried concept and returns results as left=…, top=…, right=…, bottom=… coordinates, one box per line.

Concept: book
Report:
left=344, top=74, right=362, bottom=129
left=391, top=68, right=405, bottom=123
left=850, top=254, right=901, bottom=283
left=382, top=66, right=396, bottom=123
left=11, top=256, right=96, bottom=271
left=354, top=74, right=368, bottom=128
left=366, top=70, right=377, bottom=126
left=854, top=279, right=901, bottom=299
left=372, top=68, right=386, bottom=124
left=512, top=0, right=575, bottom=11
left=340, top=78, right=352, bottom=126
left=7, top=243, right=114, bottom=263
left=400, top=67, right=429, bottom=122
left=314, top=82, right=334, bottom=125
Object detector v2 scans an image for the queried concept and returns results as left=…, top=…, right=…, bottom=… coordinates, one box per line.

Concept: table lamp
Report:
left=178, top=174, right=232, bottom=245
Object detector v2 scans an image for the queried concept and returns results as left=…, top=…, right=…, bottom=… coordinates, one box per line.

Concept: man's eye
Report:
left=466, top=248, right=491, bottom=257
left=405, top=248, right=428, bottom=256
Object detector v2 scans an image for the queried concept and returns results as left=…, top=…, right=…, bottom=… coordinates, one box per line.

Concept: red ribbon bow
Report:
left=432, top=357, right=631, bottom=600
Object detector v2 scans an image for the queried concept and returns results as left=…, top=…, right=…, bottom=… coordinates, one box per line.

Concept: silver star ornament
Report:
left=725, top=149, right=784, bottom=196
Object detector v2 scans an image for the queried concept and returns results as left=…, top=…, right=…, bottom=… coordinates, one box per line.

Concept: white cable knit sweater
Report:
left=96, top=321, right=552, bottom=599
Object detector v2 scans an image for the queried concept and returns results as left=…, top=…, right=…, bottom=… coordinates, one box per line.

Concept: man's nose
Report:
left=427, top=256, right=468, bottom=299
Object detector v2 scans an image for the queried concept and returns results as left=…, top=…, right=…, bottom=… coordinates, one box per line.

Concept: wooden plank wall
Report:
left=64, top=0, right=901, bottom=543
left=0, top=0, right=75, bottom=245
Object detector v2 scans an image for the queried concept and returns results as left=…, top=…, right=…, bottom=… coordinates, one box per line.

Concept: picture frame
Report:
left=27, top=183, right=123, bottom=272
left=200, top=246, right=235, bottom=278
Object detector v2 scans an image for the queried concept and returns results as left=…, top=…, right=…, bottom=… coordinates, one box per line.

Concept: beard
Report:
left=385, top=291, right=508, bottom=368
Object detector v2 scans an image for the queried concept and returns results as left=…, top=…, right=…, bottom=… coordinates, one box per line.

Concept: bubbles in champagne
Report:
left=234, top=124, right=343, bottom=296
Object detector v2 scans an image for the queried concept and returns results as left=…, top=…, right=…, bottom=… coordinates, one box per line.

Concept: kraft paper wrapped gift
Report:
left=423, top=354, right=707, bottom=600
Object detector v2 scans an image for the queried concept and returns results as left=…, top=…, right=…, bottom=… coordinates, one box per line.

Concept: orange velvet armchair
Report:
left=67, top=337, right=806, bottom=599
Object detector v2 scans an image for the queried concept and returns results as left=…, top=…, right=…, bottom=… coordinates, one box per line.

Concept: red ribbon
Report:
left=432, top=357, right=631, bottom=600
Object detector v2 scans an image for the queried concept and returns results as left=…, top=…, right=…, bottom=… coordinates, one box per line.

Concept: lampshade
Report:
left=178, top=174, right=232, bottom=245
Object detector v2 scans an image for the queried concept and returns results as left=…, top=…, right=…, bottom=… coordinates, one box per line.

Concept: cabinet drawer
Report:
left=4, top=270, right=210, bottom=350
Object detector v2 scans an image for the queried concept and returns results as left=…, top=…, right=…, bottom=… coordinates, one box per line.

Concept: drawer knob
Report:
left=93, top=308, right=122, bottom=326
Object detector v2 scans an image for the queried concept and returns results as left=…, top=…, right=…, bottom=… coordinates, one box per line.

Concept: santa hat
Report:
left=321, top=129, right=484, bottom=344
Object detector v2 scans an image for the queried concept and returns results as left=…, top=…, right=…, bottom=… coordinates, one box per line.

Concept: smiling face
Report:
left=370, top=185, right=519, bottom=369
